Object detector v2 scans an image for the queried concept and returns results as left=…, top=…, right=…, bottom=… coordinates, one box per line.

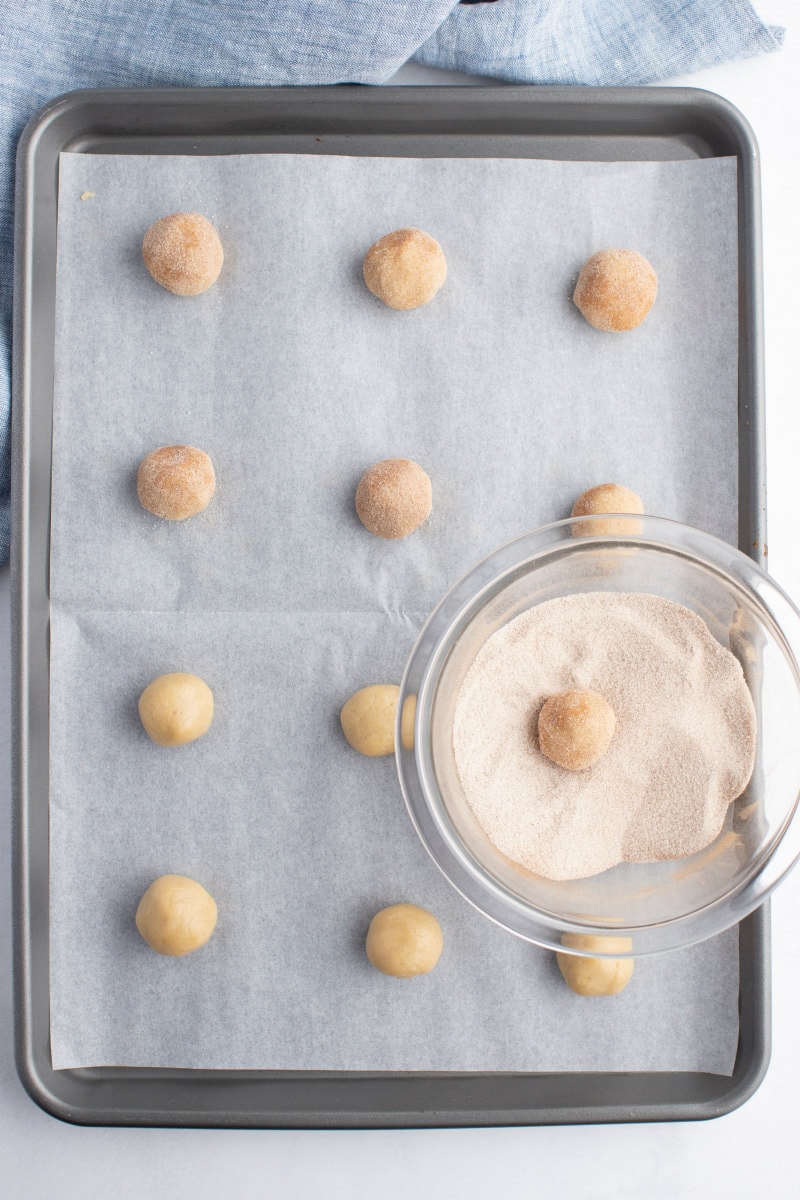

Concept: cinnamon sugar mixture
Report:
left=452, top=592, right=756, bottom=881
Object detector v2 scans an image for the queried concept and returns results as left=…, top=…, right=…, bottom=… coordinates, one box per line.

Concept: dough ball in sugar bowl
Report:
left=538, top=689, right=616, bottom=771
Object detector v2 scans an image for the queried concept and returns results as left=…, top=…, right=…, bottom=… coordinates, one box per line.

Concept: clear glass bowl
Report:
left=396, top=515, right=800, bottom=957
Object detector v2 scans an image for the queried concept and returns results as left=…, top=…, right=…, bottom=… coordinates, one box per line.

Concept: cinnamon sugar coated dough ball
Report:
left=355, top=458, right=432, bottom=539
left=139, top=672, right=214, bottom=747
left=340, top=684, right=399, bottom=757
left=137, top=445, right=216, bottom=521
left=556, top=935, right=634, bottom=996
left=573, top=249, right=657, bottom=332
left=142, top=212, right=224, bottom=295
left=538, top=689, right=616, bottom=771
left=571, top=482, right=644, bottom=538
left=135, top=874, right=218, bottom=956
left=366, top=904, right=443, bottom=978
left=363, top=228, right=447, bottom=310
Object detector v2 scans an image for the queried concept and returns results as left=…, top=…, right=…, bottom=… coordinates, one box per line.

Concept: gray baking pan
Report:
left=11, top=85, right=769, bottom=1128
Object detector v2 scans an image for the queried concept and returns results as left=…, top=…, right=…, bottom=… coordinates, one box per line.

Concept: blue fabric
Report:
left=417, top=1, right=784, bottom=84
left=0, top=2, right=785, bottom=567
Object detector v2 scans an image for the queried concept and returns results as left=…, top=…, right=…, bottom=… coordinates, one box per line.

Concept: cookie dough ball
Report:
left=355, top=458, right=432, bottom=539
left=556, top=934, right=634, bottom=996
left=363, top=228, right=447, bottom=310
left=538, top=689, right=616, bottom=771
left=366, top=903, right=443, bottom=978
left=135, top=874, right=218, bottom=956
left=571, top=482, right=644, bottom=538
left=573, top=249, right=657, bottom=332
left=139, top=672, right=214, bottom=747
left=137, top=445, right=216, bottom=521
left=142, top=212, right=224, bottom=296
left=340, top=684, right=399, bottom=757
left=400, top=694, right=417, bottom=752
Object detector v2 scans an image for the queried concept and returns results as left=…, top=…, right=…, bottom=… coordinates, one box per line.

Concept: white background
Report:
left=2, top=2, right=799, bottom=1194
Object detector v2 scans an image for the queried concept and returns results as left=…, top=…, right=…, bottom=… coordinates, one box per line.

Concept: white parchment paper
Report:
left=49, top=150, right=740, bottom=1072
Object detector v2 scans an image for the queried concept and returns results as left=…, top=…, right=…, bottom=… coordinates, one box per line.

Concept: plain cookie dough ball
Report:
left=340, top=684, right=399, bottom=757
left=135, top=874, right=218, bottom=956
left=538, top=689, right=616, bottom=771
left=570, top=481, right=644, bottom=538
left=142, top=212, right=224, bottom=296
left=355, top=458, right=432, bottom=539
left=400, top=694, right=417, bottom=752
left=556, top=934, right=634, bottom=996
left=573, top=249, right=657, bottom=332
left=366, top=903, right=443, bottom=978
left=139, top=672, right=214, bottom=747
left=137, top=445, right=216, bottom=521
left=363, top=228, right=447, bottom=310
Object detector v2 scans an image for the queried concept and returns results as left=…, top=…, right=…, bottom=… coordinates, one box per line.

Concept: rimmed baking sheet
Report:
left=12, top=85, right=769, bottom=1127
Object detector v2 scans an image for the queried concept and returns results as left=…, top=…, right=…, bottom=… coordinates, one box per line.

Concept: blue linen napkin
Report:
left=0, top=1, right=784, bottom=566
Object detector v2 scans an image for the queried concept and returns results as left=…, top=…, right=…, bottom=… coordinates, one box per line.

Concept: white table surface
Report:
left=2, top=4, right=799, bottom=1194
